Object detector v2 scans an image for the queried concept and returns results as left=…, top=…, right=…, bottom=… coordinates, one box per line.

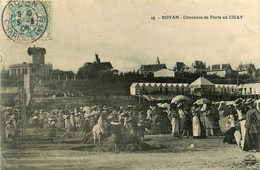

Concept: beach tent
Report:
left=189, top=77, right=215, bottom=89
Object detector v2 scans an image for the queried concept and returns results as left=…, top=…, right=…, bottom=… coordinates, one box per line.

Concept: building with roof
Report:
left=130, top=80, right=260, bottom=102
left=130, top=82, right=189, bottom=96
left=188, top=60, right=206, bottom=73
left=237, top=83, right=260, bottom=96
left=77, top=53, right=115, bottom=79
left=8, top=46, right=52, bottom=77
left=206, top=64, right=234, bottom=77
left=189, top=77, right=215, bottom=97
left=237, top=64, right=256, bottom=77
left=85, top=54, right=113, bottom=70
left=214, top=84, right=238, bottom=96
left=154, top=69, right=175, bottom=78
left=8, top=62, right=51, bottom=77
left=139, top=57, right=167, bottom=77
left=173, top=62, right=187, bottom=72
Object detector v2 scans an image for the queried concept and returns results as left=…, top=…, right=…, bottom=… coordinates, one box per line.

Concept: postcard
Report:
left=1, top=0, right=260, bottom=169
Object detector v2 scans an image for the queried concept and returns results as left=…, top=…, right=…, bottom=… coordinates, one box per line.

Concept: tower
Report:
left=27, top=46, right=46, bottom=65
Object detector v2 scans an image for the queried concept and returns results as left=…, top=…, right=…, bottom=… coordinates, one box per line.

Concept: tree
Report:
left=77, top=62, right=114, bottom=79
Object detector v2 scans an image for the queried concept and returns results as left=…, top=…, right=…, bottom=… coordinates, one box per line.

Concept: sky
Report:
left=1, top=0, right=259, bottom=73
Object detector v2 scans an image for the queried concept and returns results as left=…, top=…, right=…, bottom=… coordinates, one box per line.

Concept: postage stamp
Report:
left=1, top=0, right=51, bottom=43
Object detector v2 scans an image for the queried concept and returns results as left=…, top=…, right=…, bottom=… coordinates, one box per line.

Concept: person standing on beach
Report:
left=243, top=98, right=260, bottom=152
left=234, top=98, right=247, bottom=149
left=191, top=103, right=202, bottom=139
left=169, top=103, right=179, bottom=137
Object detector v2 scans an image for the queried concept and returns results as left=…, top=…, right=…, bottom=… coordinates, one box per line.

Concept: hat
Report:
left=108, top=114, right=115, bottom=120
left=63, top=115, right=70, bottom=119
left=5, top=107, right=12, bottom=110
left=233, top=98, right=244, bottom=107
left=226, top=101, right=235, bottom=106
left=49, top=117, right=55, bottom=121
left=138, top=122, right=145, bottom=126
left=245, top=98, right=255, bottom=105
left=84, top=113, right=90, bottom=118
left=83, top=107, right=91, bottom=114
left=120, top=112, right=128, bottom=117
left=110, top=121, right=121, bottom=125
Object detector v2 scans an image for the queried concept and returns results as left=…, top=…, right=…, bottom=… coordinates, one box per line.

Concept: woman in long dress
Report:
left=201, top=104, right=214, bottom=136
left=177, top=102, right=186, bottom=136
left=191, top=104, right=201, bottom=139
left=180, top=105, right=192, bottom=138
left=169, top=103, right=179, bottom=137
left=223, top=113, right=237, bottom=144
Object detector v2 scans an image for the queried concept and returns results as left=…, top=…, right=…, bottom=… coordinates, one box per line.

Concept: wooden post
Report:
left=138, top=88, right=141, bottom=105
left=1, top=109, right=6, bottom=144
left=21, top=88, right=26, bottom=144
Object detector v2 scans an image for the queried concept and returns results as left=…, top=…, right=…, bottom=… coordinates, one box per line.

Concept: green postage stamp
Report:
left=1, top=0, right=51, bottom=43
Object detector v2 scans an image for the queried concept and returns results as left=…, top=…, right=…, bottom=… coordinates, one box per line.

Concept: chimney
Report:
left=156, top=56, right=160, bottom=64
left=95, top=53, right=101, bottom=64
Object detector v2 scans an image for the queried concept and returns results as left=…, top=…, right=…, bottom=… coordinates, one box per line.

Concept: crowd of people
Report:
left=1, top=107, right=21, bottom=142
left=1, top=97, right=259, bottom=152
left=223, top=98, right=260, bottom=152
left=165, top=100, right=221, bottom=139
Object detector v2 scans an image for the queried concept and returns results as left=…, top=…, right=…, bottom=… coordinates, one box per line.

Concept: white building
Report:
left=130, top=82, right=260, bottom=99
left=154, top=69, right=175, bottom=78
left=237, top=83, right=260, bottom=96
left=130, top=82, right=189, bottom=96
left=214, top=84, right=238, bottom=95
left=206, top=64, right=233, bottom=77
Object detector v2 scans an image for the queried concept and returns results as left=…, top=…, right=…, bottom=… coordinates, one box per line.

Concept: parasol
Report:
left=171, top=95, right=190, bottom=104
left=157, top=103, right=170, bottom=109
left=255, top=99, right=260, bottom=104
left=195, top=98, right=210, bottom=105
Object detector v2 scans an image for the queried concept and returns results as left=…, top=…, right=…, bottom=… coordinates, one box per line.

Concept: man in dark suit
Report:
left=243, top=98, right=260, bottom=152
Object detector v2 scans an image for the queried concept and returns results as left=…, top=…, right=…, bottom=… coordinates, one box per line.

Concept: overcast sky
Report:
left=1, top=0, right=259, bottom=73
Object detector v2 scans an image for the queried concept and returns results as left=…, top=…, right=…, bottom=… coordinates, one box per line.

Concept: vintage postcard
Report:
left=1, top=0, right=260, bottom=169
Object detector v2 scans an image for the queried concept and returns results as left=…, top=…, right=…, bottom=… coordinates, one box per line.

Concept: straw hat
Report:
left=108, top=114, right=115, bottom=120
left=110, top=121, right=121, bottom=125
left=233, top=98, right=243, bottom=107
left=63, top=115, right=70, bottom=119
left=245, top=98, right=255, bottom=105
left=226, top=101, right=235, bottom=106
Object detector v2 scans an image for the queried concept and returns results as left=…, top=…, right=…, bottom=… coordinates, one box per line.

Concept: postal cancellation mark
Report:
left=1, top=0, right=51, bottom=43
